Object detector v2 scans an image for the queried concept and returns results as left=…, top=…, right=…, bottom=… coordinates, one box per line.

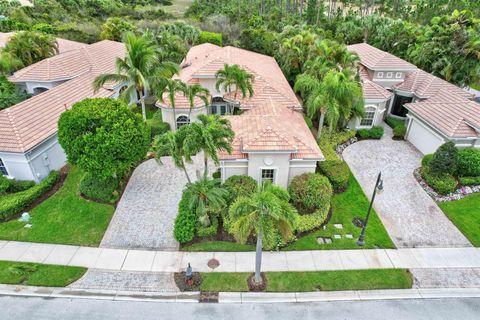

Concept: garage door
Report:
left=407, top=118, right=444, bottom=154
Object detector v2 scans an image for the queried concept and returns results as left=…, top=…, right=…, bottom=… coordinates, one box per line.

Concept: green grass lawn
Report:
left=200, top=269, right=412, bottom=292
left=182, top=241, right=255, bottom=252
left=284, top=174, right=395, bottom=250
left=439, top=193, right=480, bottom=246
left=0, top=167, right=115, bottom=246
left=0, top=261, right=86, bottom=287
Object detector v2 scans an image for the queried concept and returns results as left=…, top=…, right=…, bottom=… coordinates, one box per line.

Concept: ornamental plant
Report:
left=429, top=142, right=458, bottom=175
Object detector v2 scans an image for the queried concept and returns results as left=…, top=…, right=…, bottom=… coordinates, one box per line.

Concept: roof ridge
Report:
left=244, top=125, right=293, bottom=149
left=4, top=108, right=25, bottom=152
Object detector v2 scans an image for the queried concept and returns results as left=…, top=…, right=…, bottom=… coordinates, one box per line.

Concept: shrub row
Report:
left=457, top=148, right=480, bottom=177
left=0, top=171, right=59, bottom=220
left=356, top=126, right=384, bottom=139
left=197, top=31, right=222, bottom=46
left=0, top=176, right=35, bottom=194
left=318, top=160, right=350, bottom=193
left=289, top=173, right=332, bottom=214
left=296, top=205, right=330, bottom=233
left=174, top=192, right=196, bottom=243
left=421, top=167, right=458, bottom=195
left=223, top=175, right=257, bottom=204
left=392, top=125, right=406, bottom=139
left=318, top=130, right=356, bottom=161
left=79, top=173, right=121, bottom=203
left=458, top=176, right=480, bottom=186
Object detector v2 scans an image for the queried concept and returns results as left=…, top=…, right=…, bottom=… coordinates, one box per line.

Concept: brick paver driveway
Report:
left=101, top=156, right=211, bottom=250
left=343, top=126, right=471, bottom=248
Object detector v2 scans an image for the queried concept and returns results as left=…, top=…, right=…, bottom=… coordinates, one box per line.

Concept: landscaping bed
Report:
left=0, top=260, right=86, bottom=287
left=0, top=166, right=115, bottom=246
left=178, top=269, right=412, bottom=292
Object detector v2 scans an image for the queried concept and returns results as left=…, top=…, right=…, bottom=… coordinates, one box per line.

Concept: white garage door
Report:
left=407, top=118, right=444, bottom=154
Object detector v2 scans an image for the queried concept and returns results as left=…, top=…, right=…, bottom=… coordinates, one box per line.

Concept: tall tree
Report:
left=182, top=83, right=210, bottom=118
left=229, top=182, right=298, bottom=284
left=156, top=78, right=185, bottom=129
left=215, top=64, right=254, bottom=103
left=3, top=31, right=58, bottom=67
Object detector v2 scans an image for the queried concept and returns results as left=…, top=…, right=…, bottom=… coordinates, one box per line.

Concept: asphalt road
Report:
left=2, top=296, right=480, bottom=320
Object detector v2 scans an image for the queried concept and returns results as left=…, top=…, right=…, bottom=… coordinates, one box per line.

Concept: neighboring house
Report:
left=0, top=40, right=126, bottom=182
left=347, top=43, right=479, bottom=154
left=158, top=44, right=324, bottom=188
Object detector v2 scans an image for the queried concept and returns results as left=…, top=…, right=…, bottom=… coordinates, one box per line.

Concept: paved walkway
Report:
left=101, top=157, right=210, bottom=250
left=2, top=240, right=480, bottom=273
left=343, top=125, right=471, bottom=248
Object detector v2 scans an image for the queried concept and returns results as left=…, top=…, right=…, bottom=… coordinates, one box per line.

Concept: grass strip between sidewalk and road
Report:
left=0, top=260, right=87, bottom=287
left=200, top=269, right=412, bottom=292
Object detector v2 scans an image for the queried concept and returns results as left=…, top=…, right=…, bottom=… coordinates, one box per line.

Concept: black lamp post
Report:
left=357, top=172, right=383, bottom=246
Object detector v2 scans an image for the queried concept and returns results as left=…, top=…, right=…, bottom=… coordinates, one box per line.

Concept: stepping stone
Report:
left=24, top=224, right=32, bottom=228
left=345, top=234, right=353, bottom=239
left=324, top=238, right=332, bottom=244
left=333, top=224, right=343, bottom=229
left=317, top=237, right=325, bottom=244
left=333, top=234, right=342, bottom=239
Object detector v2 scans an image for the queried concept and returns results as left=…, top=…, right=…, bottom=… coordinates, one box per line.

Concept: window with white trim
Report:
left=360, top=107, right=376, bottom=127
left=377, top=72, right=384, bottom=78
left=260, top=169, right=275, bottom=185
left=395, top=72, right=402, bottom=79
left=386, top=72, right=393, bottom=78
left=176, top=115, right=190, bottom=129
left=0, top=158, right=8, bottom=176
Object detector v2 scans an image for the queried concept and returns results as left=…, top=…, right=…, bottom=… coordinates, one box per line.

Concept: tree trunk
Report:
left=138, top=89, right=147, bottom=121
left=317, top=110, right=325, bottom=139
left=182, top=162, right=192, bottom=184
left=300, top=0, right=304, bottom=15
left=255, top=230, right=263, bottom=284
left=204, top=152, right=209, bottom=178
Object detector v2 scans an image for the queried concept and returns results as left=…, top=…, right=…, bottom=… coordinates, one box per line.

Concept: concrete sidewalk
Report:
left=1, top=240, right=480, bottom=272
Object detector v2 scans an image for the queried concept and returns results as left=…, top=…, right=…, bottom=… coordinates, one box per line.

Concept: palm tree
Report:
left=294, top=70, right=364, bottom=138
left=182, top=83, right=210, bottom=118
left=215, top=64, right=254, bottom=103
left=183, top=114, right=234, bottom=178
left=3, top=31, right=58, bottom=67
left=93, top=32, right=178, bottom=121
left=156, top=78, right=185, bottom=129
left=185, top=177, right=228, bottom=226
left=229, top=183, right=298, bottom=284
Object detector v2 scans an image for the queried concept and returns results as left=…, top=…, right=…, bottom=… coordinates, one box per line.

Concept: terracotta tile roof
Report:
left=405, top=92, right=480, bottom=138
left=347, top=43, right=416, bottom=71
left=8, top=39, right=116, bottom=83
left=394, top=69, right=473, bottom=99
left=0, top=32, right=86, bottom=55
left=156, top=91, right=209, bottom=109
left=220, top=98, right=323, bottom=160
left=361, top=79, right=392, bottom=100
left=0, top=40, right=125, bottom=153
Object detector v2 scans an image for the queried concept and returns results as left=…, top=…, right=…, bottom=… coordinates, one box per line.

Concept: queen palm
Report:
left=4, top=31, right=58, bottom=67
left=183, top=114, right=234, bottom=178
left=182, top=83, right=210, bottom=118
left=185, top=177, right=228, bottom=226
left=156, top=78, right=185, bottom=129
left=215, top=64, right=254, bottom=103
left=229, top=183, right=298, bottom=284
left=93, top=32, right=178, bottom=121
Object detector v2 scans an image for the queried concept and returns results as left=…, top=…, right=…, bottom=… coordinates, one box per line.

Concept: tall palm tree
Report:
left=215, top=64, right=254, bottom=103
left=182, top=83, right=210, bottom=118
left=185, top=177, right=228, bottom=226
left=156, top=78, right=186, bottom=129
left=93, top=32, right=178, bottom=121
left=229, top=183, right=298, bottom=284
left=183, top=114, right=234, bottom=178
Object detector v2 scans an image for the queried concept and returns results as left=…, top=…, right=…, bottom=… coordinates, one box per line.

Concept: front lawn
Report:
left=0, top=261, right=86, bottom=287
left=200, top=269, right=412, bottom=292
left=439, top=193, right=480, bottom=246
left=284, top=174, right=395, bottom=250
left=0, top=166, right=115, bottom=246
left=182, top=241, right=255, bottom=252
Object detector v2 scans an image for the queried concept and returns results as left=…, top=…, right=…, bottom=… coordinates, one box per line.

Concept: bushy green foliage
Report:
left=421, top=154, right=434, bottom=168
left=318, top=160, right=350, bottom=192
left=197, top=31, right=222, bottom=46
left=459, top=176, right=480, bottom=186
left=457, top=148, right=480, bottom=177
left=196, top=216, right=218, bottom=237
left=79, top=172, right=120, bottom=203
left=385, top=116, right=405, bottom=129
left=0, top=176, right=35, bottom=194
left=0, top=175, right=10, bottom=194
left=0, top=76, right=29, bottom=110
left=223, top=175, right=257, bottom=203
left=392, top=125, right=406, bottom=139
left=318, top=130, right=356, bottom=161
left=174, top=192, right=197, bottom=243
left=0, top=171, right=59, bottom=220
left=100, top=17, right=135, bottom=41
left=58, top=98, right=150, bottom=180
left=356, top=126, right=384, bottom=139
left=296, top=205, right=329, bottom=233
left=421, top=167, right=457, bottom=195
left=429, top=142, right=458, bottom=175
left=32, top=23, right=55, bottom=34
left=149, top=121, right=170, bottom=139
left=289, top=173, right=332, bottom=214
left=3, top=31, right=58, bottom=67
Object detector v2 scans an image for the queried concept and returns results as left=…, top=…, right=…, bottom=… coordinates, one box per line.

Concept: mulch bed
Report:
left=174, top=272, right=202, bottom=292
left=247, top=272, right=267, bottom=292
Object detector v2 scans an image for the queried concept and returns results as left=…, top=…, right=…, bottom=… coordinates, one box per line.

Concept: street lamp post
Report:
left=357, top=172, right=383, bottom=246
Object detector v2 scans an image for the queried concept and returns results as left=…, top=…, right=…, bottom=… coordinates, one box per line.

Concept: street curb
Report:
left=0, top=285, right=479, bottom=303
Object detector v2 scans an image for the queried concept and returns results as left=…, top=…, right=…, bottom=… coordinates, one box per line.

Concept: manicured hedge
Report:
left=356, top=126, right=384, bottom=139
left=223, top=175, right=257, bottom=204
left=198, top=31, right=222, bottom=46
left=318, top=130, right=356, bottom=161
left=318, top=160, right=350, bottom=193
left=289, top=173, right=332, bottom=214
left=458, top=176, right=480, bottom=186
left=0, top=176, right=35, bottom=194
left=196, top=216, right=218, bottom=237
left=385, top=116, right=405, bottom=129
left=149, top=121, right=170, bottom=139
left=421, top=154, right=434, bottom=168
left=79, top=172, right=120, bottom=203
left=296, top=205, right=330, bottom=233
left=392, top=125, right=406, bottom=139
left=0, top=171, right=60, bottom=220
left=174, top=192, right=197, bottom=243
left=421, top=167, right=457, bottom=195
left=457, top=148, right=480, bottom=177
left=429, top=142, right=458, bottom=175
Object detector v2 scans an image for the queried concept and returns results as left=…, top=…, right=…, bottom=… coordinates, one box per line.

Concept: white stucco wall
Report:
left=348, top=100, right=388, bottom=130
left=0, top=151, right=34, bottom=181
left=220, top=160, right=248, bottom=182
left=160, top=106, right=208, bottom=131
left=246, top=153, right=292, bottom=188
left=288, top=160, right=317, bottom=185
left=22, top=79, right=70, bottom=95
left=372, top=71, right=405, bottom=89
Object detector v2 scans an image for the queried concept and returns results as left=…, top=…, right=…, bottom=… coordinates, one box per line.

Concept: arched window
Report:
left=176, top=115, right=190, bottom=129
left=360, top=106, right=376, bottom=127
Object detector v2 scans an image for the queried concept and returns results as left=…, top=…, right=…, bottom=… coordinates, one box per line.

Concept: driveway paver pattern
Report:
left=342, top=126, right=471, bottom=248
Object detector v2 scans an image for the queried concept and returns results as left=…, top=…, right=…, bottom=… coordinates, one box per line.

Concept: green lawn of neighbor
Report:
left=284, top=174, right=395, bottom=250
left=0, top=261, right=86, bottom=287
left=200, top=269, right=412, bottom=292
left=182, top=241, right=255, bottom=252
left=0, top=166, right=114, bottom=246
left=439, top=193, right=480, bottom=246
